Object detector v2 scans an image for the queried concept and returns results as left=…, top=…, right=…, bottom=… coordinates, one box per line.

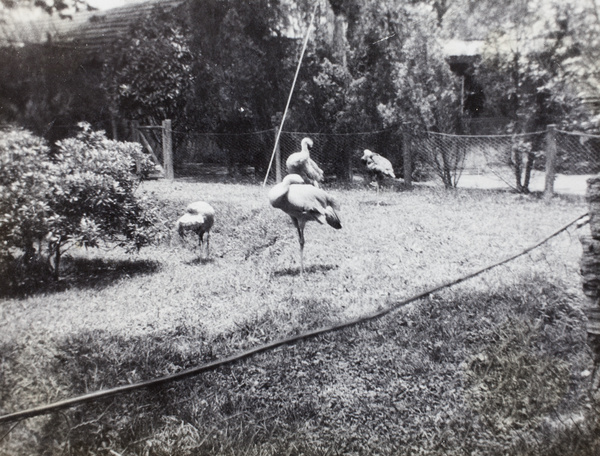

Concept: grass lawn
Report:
left=0, top=180, right=599, bottom=455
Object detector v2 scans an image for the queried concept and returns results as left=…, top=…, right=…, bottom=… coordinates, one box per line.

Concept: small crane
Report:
left=176, top=201, right=215, bottom=259
left=286, top=137, right=324, bottom=187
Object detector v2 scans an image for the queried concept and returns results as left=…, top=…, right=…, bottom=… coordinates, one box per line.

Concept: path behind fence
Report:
left=131, top=122, right=600, bottom=196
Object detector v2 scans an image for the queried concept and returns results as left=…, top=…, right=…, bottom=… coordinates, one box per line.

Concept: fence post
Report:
left=131, top=120, right=141, bottom=174
left=544, top=124, right=557, bottom=201
left=110, top=113, right=118, bottom=140
left=580, top=176, right=600, bottom=392
left=274, top=127, right=282, bottom=183
left=403, top=127, right=412, bottom=188
left=162, top=119, right=174, bottom=180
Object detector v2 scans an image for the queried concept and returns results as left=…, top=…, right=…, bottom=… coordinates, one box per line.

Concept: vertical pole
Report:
left=347, top=148, right=353, bottom=182
left=110, top=112, right=118, bottom=140
left=262, top=2, right=318, bottom=187
left=162, top=119, right=174, bottom=180
left=403, top=127, right=412, bottom=188
left=275, top=127, right=282, bottom=183
left=131, top=120, right=139, bottom=142
left=460, top=75, right=465, bottom=116
left=544, top=124, right=557, bottom=201
left=131, top=120, right=141, bottom=174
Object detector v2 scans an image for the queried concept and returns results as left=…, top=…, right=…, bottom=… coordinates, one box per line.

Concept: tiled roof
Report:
left=0, top=0, right=184, bottom=49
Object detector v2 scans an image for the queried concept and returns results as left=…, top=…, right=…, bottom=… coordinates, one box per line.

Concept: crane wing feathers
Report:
left=282, top=185, right=340, bottom=226
left=366, top=154, right=395, bottom=178
left=324, top=207, right=342, bottom=229
left=306, top=158, right=324, bottom=180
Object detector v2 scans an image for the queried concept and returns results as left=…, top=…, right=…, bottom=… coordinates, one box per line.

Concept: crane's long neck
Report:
left=301, top=138, right=311, bottom=157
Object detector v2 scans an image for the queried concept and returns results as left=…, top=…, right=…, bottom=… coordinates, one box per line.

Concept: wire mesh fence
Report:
left=404, top=127, right=600, bottom=194
left=556, top=129, right=600, bottom=175
left=164, top=127, right=405, bottom=184
left=414, top=130, right=548, bottom=191
left=136, top=122, right=600, bottom=195
left=171, top=129, right=275, bottom=181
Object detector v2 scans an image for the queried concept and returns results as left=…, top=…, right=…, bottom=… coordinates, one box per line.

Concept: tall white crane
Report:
left=269, top=174, right=341, bottom=273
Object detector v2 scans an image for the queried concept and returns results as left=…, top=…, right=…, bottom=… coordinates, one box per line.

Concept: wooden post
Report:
left=403, top=127, right=412, bottom=188
left=110, top=112, right=118, bottom=140
left=544, top=124, right=557, bottom=201
left=274, top=127, right=282, bottom=183
left=162, top=119, right=174, bottom=180
left=347, top=150, right=353, bottom=182
left=131, top=120, right=141, bottom=174
left=581, top=175, right=600, bottom=391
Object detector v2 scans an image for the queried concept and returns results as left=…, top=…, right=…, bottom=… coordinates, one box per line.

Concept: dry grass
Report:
left=0, top=180, right=598, bottom=455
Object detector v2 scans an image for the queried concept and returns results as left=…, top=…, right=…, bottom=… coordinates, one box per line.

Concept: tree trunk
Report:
left=580, top=175, right=600, bottom=393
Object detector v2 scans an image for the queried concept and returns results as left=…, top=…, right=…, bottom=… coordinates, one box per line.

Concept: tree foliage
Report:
left=449, top=0, right=600, bottom=190
left=2, top=0, right=600, bottom=156
left=101, top=7, right=194, bottom=125
left=0, top=44, right=107, bottom=143
left=186, top=0, right=296, bottom=133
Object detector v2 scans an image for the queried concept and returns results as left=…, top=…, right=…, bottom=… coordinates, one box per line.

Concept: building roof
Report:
left=0, top=0, right=184, bottom=49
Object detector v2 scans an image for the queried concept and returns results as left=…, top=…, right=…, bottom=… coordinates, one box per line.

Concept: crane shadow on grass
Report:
left=359, top=200, right=398, bottom=207
left=184, top=257, right=215, bottom=266
left=273, top=264, right=338, bottom=277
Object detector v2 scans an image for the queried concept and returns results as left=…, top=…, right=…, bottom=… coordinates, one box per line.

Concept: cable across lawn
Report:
left=0, top=212, right=588, bottom=425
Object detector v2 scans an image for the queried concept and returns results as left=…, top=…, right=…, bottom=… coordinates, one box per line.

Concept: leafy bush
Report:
left=0, top=123, right=161, bottom=287
left=0, top=128, right=54, bottom=259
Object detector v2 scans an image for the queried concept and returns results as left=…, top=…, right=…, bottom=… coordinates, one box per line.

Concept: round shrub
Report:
left=0, top=122, right=161, bottom=288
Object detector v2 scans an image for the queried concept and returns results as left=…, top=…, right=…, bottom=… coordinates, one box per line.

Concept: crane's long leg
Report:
left=198, top=231, right=204, bottom=258
left=299, top=227, right=305, bottom=274
left=205, top=232, right=210, bottom=259
left=292, top=217, right=306, bottom=274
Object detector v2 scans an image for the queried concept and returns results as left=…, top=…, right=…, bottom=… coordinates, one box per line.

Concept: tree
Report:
left=442, top=0, right=600, bottom=132
left=185, top=0, right=298, bottom=172
left=0, top=44, right=108, bottom=144
left=547, top=0, right=600, bottom=131
left=356, top=1, right=462, bottom=187
left=101, top=6, right=194, bottom=126
left=463, top=0, right=595, bottom=191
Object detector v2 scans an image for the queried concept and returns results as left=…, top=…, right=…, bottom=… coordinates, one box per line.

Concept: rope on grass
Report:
left=0, top=212, right=589, bottom=426
left=262, top=2, right=319, bottom=187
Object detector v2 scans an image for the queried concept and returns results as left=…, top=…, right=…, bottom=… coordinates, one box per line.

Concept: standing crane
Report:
left=268, top=174, right=341, bottom=273
left=286, top=137, right=324, bottom=187
left=361, top=149, right=396, bottom=195
left=175, top=201, right=215, bottom=259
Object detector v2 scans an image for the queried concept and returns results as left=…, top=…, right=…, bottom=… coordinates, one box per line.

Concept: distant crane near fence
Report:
left=361, top=149, right=396, bottom=194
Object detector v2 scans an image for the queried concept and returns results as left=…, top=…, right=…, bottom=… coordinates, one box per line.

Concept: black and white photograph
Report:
left=1, top=0, right=600, bottom=454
